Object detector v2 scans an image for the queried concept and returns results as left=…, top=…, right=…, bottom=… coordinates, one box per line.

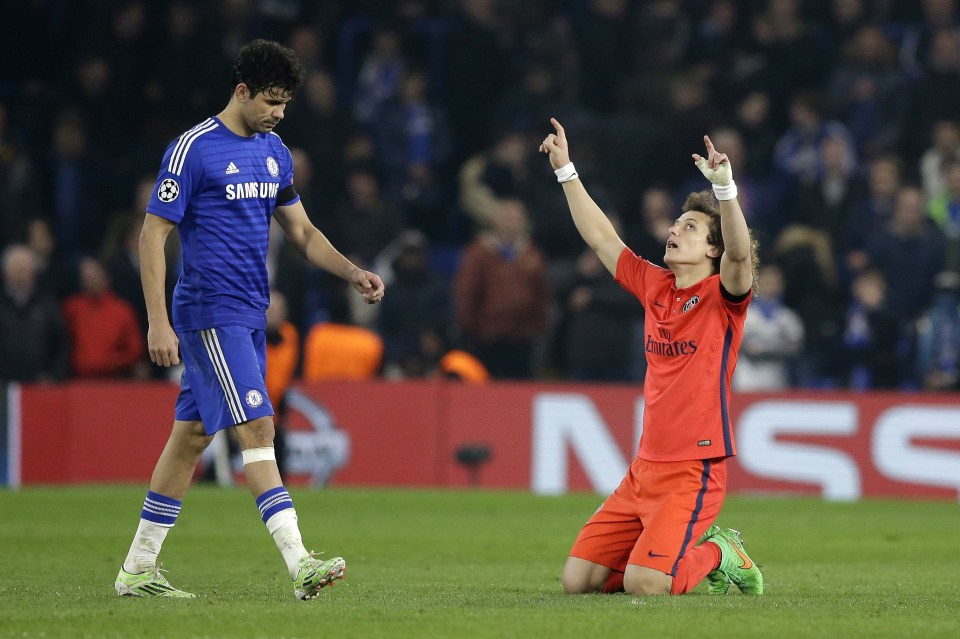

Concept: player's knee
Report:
left=561, top=574, right=593, bottom=594
left=623, top=569, right=672, bottom=596
left=561, top=563, right=603, bottom=594
left=235, top=416, right=276, bottom=448
left=175, top=421, right=214, bottom=459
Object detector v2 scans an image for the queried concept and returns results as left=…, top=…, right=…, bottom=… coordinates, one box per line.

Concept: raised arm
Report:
left=274, top=199, right=384, bottom=304
left=693, top=135, right=754, bottom=296
left=540, top=118, right=625, bottom=276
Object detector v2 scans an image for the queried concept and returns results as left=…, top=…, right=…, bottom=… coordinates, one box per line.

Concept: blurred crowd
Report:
left=1, top=0, right=959, bottom=392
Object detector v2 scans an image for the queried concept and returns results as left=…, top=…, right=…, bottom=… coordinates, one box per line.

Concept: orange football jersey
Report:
left=615, top=248, right=750, bottom=461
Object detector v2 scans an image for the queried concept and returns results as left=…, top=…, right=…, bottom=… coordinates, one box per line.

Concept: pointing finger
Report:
left=551, top=117, right=566, bottom=142
left=703, top=135, right=715, bottom=156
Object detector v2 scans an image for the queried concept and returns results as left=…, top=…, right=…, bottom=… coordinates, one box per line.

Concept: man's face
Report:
left=241, top=86, right=292, bottom=134
left=664, top=210, right=717, bottom=267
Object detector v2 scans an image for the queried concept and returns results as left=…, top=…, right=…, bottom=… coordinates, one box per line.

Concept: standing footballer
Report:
left=115, top=40, right=384, bottom=600
left=540, top=118, right=763, bottom=596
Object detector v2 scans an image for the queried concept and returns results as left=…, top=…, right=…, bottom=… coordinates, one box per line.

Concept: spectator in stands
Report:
left=840, top=268, right=903, bottom=389
left=843, top=154, right=903, bottom=283
left=927, top=156, right=960, bottom=271
left=327, top=166, right=405, bottom=268
left=733, top=92, right=779, bottom=182
left=864, top=185, right=946, bottom=324
left=42, top=110, right=110, bottom=259
left=902, top=28, right=960, bottom=164
left=899, top=0, right=959, bottom=77
left=824, top=24, right=906, bottom=156
left=773, top=90, right=857, bottom=188
left=62, top=256, right=146, bottom=378
left=0, top=244, right=69, bottom=382
left=352, top=27, right=406, bottom=129
left=377, top=68, right=456, bottom=242
left=459, top=128, right=535, bottom=230
left=24, top=216, right=75, bottom=299
left=453, top=197, right=550, bottom=378
left=919, top=119, right=960, bottom=200
left=556, top=242, right=642, bottom=382
left=915, top=271, right=960, bottom=391
left=377, top=230, right=451, bottom=378
left=786, top=132, right=867, bottom=242
left=844, top=154, right=902, bottom=245
left=734, top=263, right=805, bottom=391
left=0, top=101, right=36, bottom=241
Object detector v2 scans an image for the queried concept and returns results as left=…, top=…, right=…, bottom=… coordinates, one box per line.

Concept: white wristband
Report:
left=554, top=162, right=579, bottom=183
left=712, top=180, right=738, bottom=201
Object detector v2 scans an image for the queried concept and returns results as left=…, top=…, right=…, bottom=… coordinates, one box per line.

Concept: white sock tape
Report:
left=241, top=447, right=276, bottom=465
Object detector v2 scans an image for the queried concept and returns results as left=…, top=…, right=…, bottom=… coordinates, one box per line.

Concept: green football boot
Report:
left=294, top=554, right=346, bottom=600
left=115, top=565, right=196, bottom=598
left=697, top=525, right=730, bottom=594
left=706, top=527, right=764, bottom=595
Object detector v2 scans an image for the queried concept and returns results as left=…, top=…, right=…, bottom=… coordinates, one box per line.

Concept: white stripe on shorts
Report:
left=200, top=328, right=247, bottom=424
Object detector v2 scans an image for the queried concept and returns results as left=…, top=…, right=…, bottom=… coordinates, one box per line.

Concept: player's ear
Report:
left=235, top=83, right=249, bottom=102
left=707, top=245, right=721, bottom=258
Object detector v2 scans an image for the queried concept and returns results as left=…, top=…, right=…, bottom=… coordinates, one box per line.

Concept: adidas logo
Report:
left=225, top=162, right=240, bottom=175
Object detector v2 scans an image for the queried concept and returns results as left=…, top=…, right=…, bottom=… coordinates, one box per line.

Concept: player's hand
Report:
left=539, top=117, right=571, bottom=169
left=350, top=268, right=385, bottom=304
left=147, top=322, right=180, bottom=367
left=692, top=135, right=733, bottom=186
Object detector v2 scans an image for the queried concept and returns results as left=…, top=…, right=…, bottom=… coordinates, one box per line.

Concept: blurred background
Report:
left=1, top=0, right=959, bottom=393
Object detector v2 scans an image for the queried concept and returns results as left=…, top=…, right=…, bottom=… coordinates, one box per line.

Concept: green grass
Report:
left=1, top=487, right=958, bottom=639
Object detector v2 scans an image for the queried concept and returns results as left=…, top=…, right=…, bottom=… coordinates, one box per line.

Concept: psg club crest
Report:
left=265, top=156, right=279, bottom=177
left=157, top=178, right=180, bottom=203
left=682, top=296, right=700, bottom=313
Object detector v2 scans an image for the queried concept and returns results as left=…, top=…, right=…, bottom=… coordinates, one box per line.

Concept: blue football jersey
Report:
left=146, top=116, right=301, bottom=331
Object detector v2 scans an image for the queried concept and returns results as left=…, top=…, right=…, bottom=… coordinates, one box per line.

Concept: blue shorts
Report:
left=175, top=326, right=275, bottom=434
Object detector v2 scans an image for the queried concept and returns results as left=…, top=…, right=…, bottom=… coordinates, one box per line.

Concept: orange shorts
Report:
left=568, top=456, right=727, bottom=576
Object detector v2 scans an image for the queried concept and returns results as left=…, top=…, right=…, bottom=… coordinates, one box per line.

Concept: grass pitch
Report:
left=1, top=486, right=958, bottom=639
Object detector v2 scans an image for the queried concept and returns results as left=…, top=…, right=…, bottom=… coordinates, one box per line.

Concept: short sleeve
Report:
left=614, top=247, right=654, bottom=303
left=145, top=137, right=202, bottom=223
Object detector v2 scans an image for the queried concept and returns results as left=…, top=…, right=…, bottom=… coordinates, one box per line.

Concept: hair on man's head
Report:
left=233, top=39, right=306, bottom=98
left=682, top=190, right=760, bottom=292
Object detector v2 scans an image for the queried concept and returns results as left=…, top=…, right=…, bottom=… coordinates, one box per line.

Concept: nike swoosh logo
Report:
left=647, top=550, right=669, bottom=558
left=733, top=545, right=753, bottom=570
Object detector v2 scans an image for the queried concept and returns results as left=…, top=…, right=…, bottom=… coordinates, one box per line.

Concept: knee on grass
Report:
left=623, top=567, right=672, bottom=596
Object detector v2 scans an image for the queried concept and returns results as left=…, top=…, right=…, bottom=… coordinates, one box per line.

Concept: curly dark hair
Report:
left=682, top=190, right=760, bottom=294
left=233, top=39, right=306, bottom=98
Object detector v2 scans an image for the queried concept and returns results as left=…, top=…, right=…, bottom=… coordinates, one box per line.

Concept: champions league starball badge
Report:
left=157, top=178, right=180, bottom=202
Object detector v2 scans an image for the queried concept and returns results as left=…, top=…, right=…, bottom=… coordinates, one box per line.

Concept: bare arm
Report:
left=274, top=199, right=384, bottom=303
left=693, top=135, right=754, bottom=296
left=139, top=213, right=180, bottom=366
left=540, top=118, right=626, bottom=276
